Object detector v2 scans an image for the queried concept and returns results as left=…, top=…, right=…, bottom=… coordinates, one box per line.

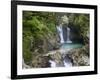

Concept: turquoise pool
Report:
left=61, top=43, right=83, bottom=49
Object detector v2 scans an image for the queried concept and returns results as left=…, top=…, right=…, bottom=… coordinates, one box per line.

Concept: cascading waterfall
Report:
left=66, top=27, right=72, bottom=43
left=49, top=25, right=73, bottom=68
left=57, top=25, right=72, bottom=44
left=57, top=25, right=64, bottom=43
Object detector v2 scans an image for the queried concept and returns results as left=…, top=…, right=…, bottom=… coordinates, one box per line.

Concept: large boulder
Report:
left=48, top=51, right=64, bottom=67
left=31, top=54, right=50, bottom=68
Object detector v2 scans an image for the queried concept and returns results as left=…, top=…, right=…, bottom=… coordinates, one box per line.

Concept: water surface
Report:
left=61, top=43, right=83, bottom=49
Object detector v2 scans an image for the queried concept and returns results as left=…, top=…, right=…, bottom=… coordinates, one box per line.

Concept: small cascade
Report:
left=49, top=54, right=72, bottom=68
left=57, top=24, right=72, bottom=44
left=49, top=60, right=56, bottom=67
left=57, top=25, right=64, bottom=43
left=49, top=22, right=83, bottom=68
left=66, top=27, right=72, bottom=43
left=49, top=20, right=72, bottom=67
left=63, top=56, right=72, bottom=67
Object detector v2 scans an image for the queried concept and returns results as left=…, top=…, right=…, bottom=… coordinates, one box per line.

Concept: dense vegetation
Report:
left=23, top=11, right=89, bottom=67
left=23, top=11, right=58, bottom=65
left=68, top=13, right=89, bottom=44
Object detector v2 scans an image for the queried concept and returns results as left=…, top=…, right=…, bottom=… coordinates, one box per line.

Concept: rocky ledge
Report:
left=45, top=44, right=89, bottom=67
left=23, top=44, right=89, bottom=68
left=67, top=44, right=89, bottom=66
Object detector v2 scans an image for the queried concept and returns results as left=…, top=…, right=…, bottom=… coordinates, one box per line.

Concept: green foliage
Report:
left=23, top=11, right=56, bottom=64
left=69, top=13, right=89, bottom=43
left=23, top=11, right=89, bottom=65
left=23, top=36, right=32, bottom=64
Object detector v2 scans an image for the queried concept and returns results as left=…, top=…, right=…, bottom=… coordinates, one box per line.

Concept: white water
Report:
left=57, top=25, right=72, bottom=44
left=49, top=56, right=72, bottom=67
left=63, top=57, right=72, bottom=67
left=66, top=27, right=72, bottom=43
left=48, top=49, right=73, bottom=68
left=49, top=25, right=73, bottom=68
left=57, top=25, right=64, bottom=43
left=49, top=60, right=56, bottom=67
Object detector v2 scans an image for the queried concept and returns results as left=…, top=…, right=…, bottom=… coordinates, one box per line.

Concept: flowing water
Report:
left=49, top=25, right=83, bottom=68
left=66, top=27, right=72, bottom=43
left=61, top=43, right=83, bottom=49
left=49, top=60, right=56, bottom=68
left=57, top=25, right=64, bottom=43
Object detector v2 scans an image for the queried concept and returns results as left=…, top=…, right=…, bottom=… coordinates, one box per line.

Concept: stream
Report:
left=49, top=43, right=83, bottom=68
left=49, top=24, right=83, bottom=68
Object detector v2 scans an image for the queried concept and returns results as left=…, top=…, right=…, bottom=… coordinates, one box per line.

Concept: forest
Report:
left=22, top=11, right=90, bottom=68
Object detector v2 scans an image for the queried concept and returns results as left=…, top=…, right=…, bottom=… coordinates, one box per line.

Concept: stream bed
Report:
left=49, top=43, right=83, bottom=68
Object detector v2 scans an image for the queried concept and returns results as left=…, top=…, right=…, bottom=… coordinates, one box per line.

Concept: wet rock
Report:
left=49, top=51, right=64, bottom=67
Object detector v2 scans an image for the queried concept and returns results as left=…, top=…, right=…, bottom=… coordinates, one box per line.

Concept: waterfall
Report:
left=57, top=25, right=64, bottom=43
left=57, top=25, right=72, bottom=44
left=63, top=56, right=72, bottom=67
left=66, top=27, right=72, bottom=43
left=49, top=25, right=73, bottom=68
left=49, top=53, right=72, bottom=68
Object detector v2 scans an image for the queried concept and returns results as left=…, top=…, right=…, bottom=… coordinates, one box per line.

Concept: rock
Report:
left=44, top=44, right=89, bottom=67
left=67, top=45, right=89, bottom=66
left=49, top=51, right=64, bottom=67
left=31, top=55, right=50, bottom=68
left=47, top=33, right=60, bottom=51
left=22, top=59, right=31, bottom=69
